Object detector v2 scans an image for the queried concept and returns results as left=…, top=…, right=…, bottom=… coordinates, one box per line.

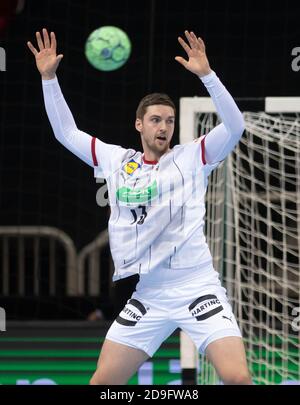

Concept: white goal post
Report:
left=179, top=96, right=300, bottom=385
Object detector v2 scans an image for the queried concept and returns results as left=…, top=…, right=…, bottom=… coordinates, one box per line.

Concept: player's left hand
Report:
left=175, top=30, right=211, bottom=77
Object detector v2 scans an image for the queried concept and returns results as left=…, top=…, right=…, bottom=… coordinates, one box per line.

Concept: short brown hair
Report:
left=136, top=93, right=176, bottom=120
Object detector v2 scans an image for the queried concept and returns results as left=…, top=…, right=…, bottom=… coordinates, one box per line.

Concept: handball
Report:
left=85, top=26, right=131, bottom=71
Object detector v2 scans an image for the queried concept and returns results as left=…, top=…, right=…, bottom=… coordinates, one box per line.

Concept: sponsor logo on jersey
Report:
left=123, top=159, right=140, bottom=175
left=188, top=294, right=223, bottom=321
left=116, top=298, right=148, bottom=326
left=116, top=180, right=158, bottom=205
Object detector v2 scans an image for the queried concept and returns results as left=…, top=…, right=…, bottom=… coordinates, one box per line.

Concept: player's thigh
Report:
left=90, top=338, right=149, bottom=385
left=205, top=336, right=252, bottom=384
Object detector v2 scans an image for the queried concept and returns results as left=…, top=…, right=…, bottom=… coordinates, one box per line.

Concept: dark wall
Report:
left=0, top=0, right=299, bottom=249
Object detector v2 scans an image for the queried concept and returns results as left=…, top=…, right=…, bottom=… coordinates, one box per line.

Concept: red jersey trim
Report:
left=201, top=136, right=206, bottom=165
left=91, top=137, right=98, bottom=166
left=142, top=155, right=158, bottom=165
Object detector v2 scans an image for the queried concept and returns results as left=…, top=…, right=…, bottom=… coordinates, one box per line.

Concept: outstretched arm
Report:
left=27, top=28, right=96, bottom=167
left=175, top=31, right=245, bottom=164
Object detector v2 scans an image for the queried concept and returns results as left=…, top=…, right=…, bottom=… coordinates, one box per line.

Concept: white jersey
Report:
left=93, top=136, right=218, bottom=279
left=41, top=70, right=245, bottom=281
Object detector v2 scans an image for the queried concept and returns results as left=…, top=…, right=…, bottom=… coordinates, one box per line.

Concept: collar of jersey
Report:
left=142, top=155, right=158, bottom=165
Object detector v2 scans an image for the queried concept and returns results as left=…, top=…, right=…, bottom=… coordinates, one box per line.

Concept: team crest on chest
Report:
left=123, top=159, right=140, bottom=175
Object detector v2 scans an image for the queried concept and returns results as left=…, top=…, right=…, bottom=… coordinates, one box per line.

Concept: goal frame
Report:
left=179, top=96, right=300, bottom=385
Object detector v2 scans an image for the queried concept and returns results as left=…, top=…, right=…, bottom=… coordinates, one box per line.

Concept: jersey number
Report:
left=130, top=205, right=148, bottom=225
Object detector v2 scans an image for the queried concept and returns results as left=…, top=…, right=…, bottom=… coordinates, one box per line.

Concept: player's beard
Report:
left=148, top=138, right=170, bottom=158
left=140, top=130, right=172, bottom=160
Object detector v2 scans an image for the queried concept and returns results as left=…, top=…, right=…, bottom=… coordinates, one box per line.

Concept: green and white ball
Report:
left=85, top=26, right=131, bottom=71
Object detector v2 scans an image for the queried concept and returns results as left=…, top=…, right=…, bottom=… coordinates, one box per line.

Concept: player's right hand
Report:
left=27, top=28, right=63, bottom=80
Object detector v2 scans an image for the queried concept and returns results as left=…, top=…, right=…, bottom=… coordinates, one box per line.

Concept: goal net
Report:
left=180, top=97, right=300, bottom=385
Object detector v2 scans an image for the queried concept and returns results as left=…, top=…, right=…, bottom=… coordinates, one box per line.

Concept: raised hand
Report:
left=175, top=31, right=211, bottom=77
left=27, top=28, right=63, bottom=80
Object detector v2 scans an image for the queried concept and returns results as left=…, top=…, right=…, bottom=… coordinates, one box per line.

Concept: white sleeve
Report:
left=42, top=76, right=128, bottom=177
left=200, top=71, right=245, bottom=164
left=42, top=76, right=96, bottom=167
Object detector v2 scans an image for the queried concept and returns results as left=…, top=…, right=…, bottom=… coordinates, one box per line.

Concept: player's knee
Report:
left=222, top=370, right=252, bottom=385
left=89, top=376, right=98, bottom=385
left=89, top=374, right=111, bottom=385
left=89, top=372, right=101, bottom=385
left=89, top=369, right=129, bottom=385
left=89, top=370, right=107, bottom=385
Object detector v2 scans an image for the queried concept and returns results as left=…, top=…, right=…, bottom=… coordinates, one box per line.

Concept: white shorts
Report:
left=106, top=264, right=242, bottom=357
